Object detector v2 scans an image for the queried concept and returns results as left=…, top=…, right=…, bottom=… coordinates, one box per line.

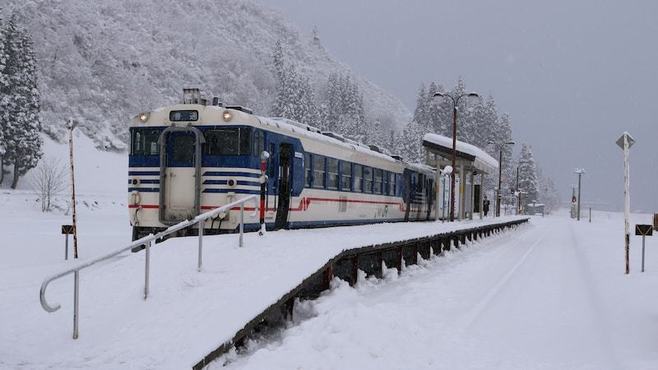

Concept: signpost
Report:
left=635, top=224, right=653, bottom=272
left=61, top=225, right=75, bottom=260
left=616, top=132, right=635, bottom=274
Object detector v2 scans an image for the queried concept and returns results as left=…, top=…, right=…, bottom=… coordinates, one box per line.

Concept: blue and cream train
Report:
left=128, top=90, right=436, bottom=240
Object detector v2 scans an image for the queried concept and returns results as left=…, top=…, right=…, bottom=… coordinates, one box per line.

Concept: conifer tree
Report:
left=0, top=16, right=7, bottom=185
left=271, top=40, right=320, bottom=127
left=1, top=15, right=42, bottom=189
left=412, top=83, right=428, bottom=127
left=517, top=143, right=539, bottom=207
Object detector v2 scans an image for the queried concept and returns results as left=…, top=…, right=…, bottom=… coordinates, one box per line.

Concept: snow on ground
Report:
left=2, top=136, right=657, bottom=369
left=217, top=210, right=658, bottom=370
left=0, top=135, right=528, bottom=369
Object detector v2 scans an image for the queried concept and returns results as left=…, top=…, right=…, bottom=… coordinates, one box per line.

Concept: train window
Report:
left=239, top=127, right=251, bottom=154
left=305, top=153, right=312, bottom=187
left=363, top=166, right=373, bottom=193
left=253, top=129, right=264, bottom=157
left=172, top=134, right=195, bottom=165
left=374, top=169, right=383, bottom=194
left=340, top=161, right=351, bottom=191
left=131, top=128, right=160, bottom=156
left=204, top=128, right=239, bottom=155
left=312, top=155, right=325, bottom=189
left=327, top=158, right=339, bottom=190
left=353, top=165, right=363, bottom=192
left=383, top=171, right=389, bottom=195
left=389, top=172, right=396, bottom=196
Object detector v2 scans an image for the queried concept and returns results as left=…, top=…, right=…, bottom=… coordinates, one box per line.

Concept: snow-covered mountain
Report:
left=5, top=0, right=410, bottom=150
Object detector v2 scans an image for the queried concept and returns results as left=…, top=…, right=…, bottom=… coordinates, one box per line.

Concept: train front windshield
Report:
left=131, top=128, right=161, bottom=156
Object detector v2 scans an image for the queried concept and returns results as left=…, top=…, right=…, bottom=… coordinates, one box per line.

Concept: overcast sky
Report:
left=258, top=0, right=658, bottom=212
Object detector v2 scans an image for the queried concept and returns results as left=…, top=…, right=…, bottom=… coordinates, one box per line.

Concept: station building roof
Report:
left=422, top=133, right=499, bottom=175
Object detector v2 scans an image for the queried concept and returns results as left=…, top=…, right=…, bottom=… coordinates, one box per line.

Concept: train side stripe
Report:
left=203, top=171, right=261, bottom=178
left=129, top=171, right=160, bottom=176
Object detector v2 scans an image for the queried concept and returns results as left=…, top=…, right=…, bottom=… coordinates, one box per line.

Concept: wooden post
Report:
left=68, top=120, right=79, bottom=259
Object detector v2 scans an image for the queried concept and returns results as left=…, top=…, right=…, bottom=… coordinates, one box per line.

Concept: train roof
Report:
left=257, top=116, right=399, bottom=164
left=132, top=101, right=445, bottom=175
left=132, top=104, right=406, bottom=167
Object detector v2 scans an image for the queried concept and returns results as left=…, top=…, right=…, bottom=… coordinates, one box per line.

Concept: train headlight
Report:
left=227, top=178, right=237, bottom=188
left=222, top=110, right=232, bottom=122
left=138, top=112, right=150, bottom=123
left=131, top=178, right=140, bottom=186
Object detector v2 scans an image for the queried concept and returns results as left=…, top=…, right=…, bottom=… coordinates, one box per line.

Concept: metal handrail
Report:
left=39, top=194, right=259, bottom=339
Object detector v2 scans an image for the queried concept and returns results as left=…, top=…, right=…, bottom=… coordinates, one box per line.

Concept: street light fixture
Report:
left=433, top=91, right=479, bottom=221
left=488, top=140, right=515, bottom=217
left=574, top=168, right=585, bottom=221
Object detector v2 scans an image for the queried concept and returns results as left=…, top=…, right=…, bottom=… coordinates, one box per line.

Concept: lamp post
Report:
left=433, top=91, right=479, bottom=221
left=574, top=168, right=585, bottom=221
left=488, top=140, right=515, bottom=217
left=515, top=166, right=521, bottom=215
left=0, top=145, right=5, bottom=185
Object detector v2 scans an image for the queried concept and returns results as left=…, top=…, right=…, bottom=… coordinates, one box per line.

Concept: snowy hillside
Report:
left=3, top=0, right=410, bottom=149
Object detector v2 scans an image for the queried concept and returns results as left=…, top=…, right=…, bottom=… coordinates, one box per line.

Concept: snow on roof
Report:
left=423, top=133, right=499, bottom=174
left=260, top=116, right=398, bottom=163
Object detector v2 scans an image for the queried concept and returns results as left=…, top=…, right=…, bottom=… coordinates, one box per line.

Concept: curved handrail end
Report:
left=40, top=278, right=61, bottom=313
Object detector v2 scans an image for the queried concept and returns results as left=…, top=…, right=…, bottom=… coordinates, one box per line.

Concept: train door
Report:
left=403, top=171, right=411, bottom=222
left=416, top=174, right=424, bottom=220
left=274, top=143, right=293, bottom=230
left=159, top=127, right=204, bottom=224
left=426, top=178, right=434, bottom=220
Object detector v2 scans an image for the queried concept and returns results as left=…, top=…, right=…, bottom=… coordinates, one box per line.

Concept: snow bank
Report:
left=221, top=210, right=658, bottom=370
left=0, top=195, right=525, bottom=370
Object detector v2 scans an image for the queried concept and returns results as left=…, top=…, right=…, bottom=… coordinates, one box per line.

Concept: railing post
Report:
left=198, top=222, right=204, bottom=272
left=239, top=203, right=245, bottom=248
left=144, top=241, right=151, bottom=299
left=73, top=270, right=79, bottom=339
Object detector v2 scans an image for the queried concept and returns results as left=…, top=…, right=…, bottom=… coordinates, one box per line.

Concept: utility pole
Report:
left=68, top=120, right=79, bottom=259
left=575, top=169, right=585, bottom=221
left=488, top=141, right=514, bottom=217
left=616, top=132, right=635, bottom=275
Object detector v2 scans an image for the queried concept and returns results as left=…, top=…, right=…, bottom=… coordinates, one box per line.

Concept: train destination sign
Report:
left=169, top=110, right=199, bottom=122
left=635, top=224, right=653, bottom=236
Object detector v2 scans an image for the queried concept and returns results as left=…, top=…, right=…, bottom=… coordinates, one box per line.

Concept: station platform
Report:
left=5, top=216, right=528, bottom=369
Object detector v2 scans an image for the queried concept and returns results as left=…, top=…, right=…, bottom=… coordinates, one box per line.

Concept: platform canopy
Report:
left=422, top=133, right=498, bottom=175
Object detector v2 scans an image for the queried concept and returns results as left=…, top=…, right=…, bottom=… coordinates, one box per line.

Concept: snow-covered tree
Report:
left=0, top=15, right=8, bottom=185
left=398, top=120, right=426, bottom=163
left=322, top=72, right=367, bottom=142
left=1, top=15, right=43, bottom=189
left=517, top=144, right=539, bottom=208
left=271, top=40, right=320, bottom=127
left=537, top=168, right=561, bottom=213
left=412, top=84, right=429, bottom=127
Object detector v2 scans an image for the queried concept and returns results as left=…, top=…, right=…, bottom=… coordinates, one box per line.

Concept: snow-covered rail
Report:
left=39, top=195, right=258, bottom=339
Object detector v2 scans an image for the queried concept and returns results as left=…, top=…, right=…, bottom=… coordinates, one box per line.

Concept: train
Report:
left=128, top=89, right=438, bottom=240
